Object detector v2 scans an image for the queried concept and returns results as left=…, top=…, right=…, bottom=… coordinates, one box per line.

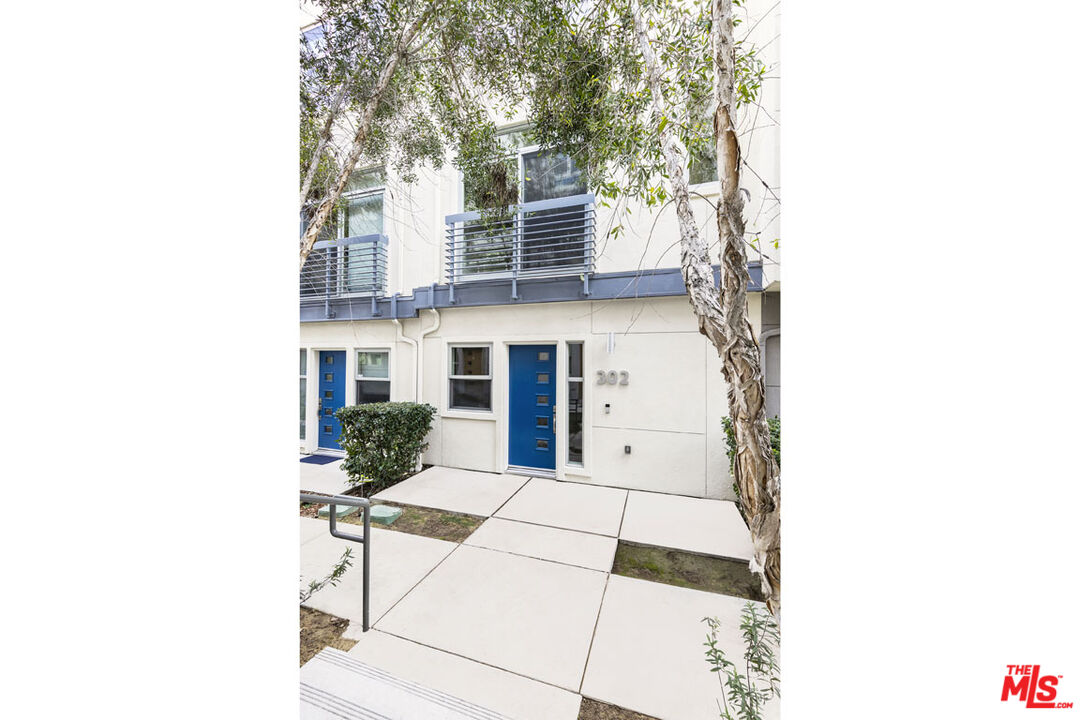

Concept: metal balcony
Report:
left=300, top=233, right=388, bottom=318
left=444, top=193, right=596, bottom=302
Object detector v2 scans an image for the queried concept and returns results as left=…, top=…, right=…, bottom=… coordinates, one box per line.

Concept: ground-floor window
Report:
left=356, top=350, right=390, bottom=404
left=567, top=342, right=584, bottom=464
left=449, top=344, right=492, bottom=410
left=300, top=349, right=307, bottom=440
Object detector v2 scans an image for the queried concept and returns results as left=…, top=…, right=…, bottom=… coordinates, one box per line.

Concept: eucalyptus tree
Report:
left=518, top=0, right=781, bottom=616
left=298, top=0, right=549, bottom=268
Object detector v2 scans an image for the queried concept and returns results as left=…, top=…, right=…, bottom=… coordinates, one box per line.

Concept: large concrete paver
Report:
left=300, top=516, right=330, bottom=546
left=376, top=544, right=608, bottom=691
left=619, top=490, right=753, bottom=561
left=299, top=457, right=352, bottom=496
left=493, top=479, right=627, bottom=536
left=465, top=517, right=617, bottom=572
left=373, top=466, right=529, bottom=517
left=344, top=630, right=582, bottom=720
left=300, top=518, right=456, bottom=626
left=580, top=575, right=778, bottom=720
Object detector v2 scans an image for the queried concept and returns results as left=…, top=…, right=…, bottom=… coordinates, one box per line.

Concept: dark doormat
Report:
left=300, top=454, right=340, bottom=465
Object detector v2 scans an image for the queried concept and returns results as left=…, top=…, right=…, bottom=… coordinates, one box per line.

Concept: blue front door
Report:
left=318, top=351, right=346, bottom=450
left=509, top=345, right=556, bottom=470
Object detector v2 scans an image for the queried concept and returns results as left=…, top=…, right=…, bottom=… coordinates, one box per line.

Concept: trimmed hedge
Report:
left=336, top=402, right=436, bottom=495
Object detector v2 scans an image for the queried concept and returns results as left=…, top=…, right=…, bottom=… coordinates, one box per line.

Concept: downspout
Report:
left=390, top=293, right=418, bottom=401
left=416, top=297, right=441, bottom=403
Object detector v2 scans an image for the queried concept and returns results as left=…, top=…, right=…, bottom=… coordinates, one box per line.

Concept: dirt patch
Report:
left=300, top=502, right=324, bottom=518
left=300, top=606, right=356, bottom=666
left=339, top=503, right=483, bottom=543
left=578, top=698, right=658, bottom=720
left=612, top=541, right=765, bottom=601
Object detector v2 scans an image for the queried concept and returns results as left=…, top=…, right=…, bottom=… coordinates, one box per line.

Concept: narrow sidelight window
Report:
left=356, top=350, right=391, bottom=404
left=449, top=345, right=492, bottom=410
left=567, top=342, right=584, bottom=464
left=300, top=349, right=308, bottom=440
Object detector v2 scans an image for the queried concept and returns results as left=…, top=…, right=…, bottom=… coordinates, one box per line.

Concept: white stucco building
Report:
left=299, top=3, right=780, bottom=501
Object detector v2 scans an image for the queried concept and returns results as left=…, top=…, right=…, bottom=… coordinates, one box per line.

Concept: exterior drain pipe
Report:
left=390, top=293, right=418, bottom=401
left=416, top=300, right=441, bottom=403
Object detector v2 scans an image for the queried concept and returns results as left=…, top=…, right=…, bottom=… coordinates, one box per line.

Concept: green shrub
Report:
left=336, top=402, right=436, bottom=496
left=721, top=416, right=780, bottom=501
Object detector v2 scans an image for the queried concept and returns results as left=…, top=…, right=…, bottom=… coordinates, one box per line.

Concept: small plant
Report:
left=336, top=402, right=436, bottom=497
left=299, top=548, right=353, bottom=605
left=703, top=602, right=780, bottom=720
left=721, top=417, right=780, bottom=502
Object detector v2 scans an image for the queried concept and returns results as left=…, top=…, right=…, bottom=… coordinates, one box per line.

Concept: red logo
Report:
left=1002, top=665, right=1072, bottom=709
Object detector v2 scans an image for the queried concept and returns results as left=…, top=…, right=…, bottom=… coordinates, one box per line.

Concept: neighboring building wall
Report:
left=301, top=294, right=771, bottom=499
left=760, top=292, right=781, bottom=419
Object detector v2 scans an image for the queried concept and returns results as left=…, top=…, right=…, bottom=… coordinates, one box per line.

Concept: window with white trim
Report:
left=300, top=349, right=308, bottom=440
left=460, top=127, right=587, bottom=277
left=356, top=350, right=390, bottom=404
left=341, top=169, right=386, bottom=294
left=448, top=345, right=492, bottom=410
left=567, top=342, right=584, bottom=464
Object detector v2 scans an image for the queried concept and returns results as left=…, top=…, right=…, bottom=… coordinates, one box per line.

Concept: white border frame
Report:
left=446, top=342, right=494, bottom=414
left=355, top=347, right=393, bottom=403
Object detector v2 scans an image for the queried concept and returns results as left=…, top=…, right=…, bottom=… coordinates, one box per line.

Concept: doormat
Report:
left=300, top=455, right=340, bottom=465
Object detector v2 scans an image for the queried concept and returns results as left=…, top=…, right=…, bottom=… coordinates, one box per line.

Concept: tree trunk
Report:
left=633, top=4, right=781, bottom=619
left=299, top=79, right=350, bottom=212
left=299, top=0, right=443, bottom=269
left=712, top=0, right=781, bottom=619
left=630, top=12, right=727, bottom=355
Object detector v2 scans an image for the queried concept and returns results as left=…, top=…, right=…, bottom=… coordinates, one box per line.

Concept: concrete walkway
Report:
left=299, top=455, right=351, bottom=496
left=301, top=468, right=776, bottom=720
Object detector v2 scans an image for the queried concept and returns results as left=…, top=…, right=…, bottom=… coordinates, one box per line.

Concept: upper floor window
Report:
left=689, top=140, right=718, bottom=186
left=457, top=127, right=589, bottom=279
left=342, top=168, right=385, bottom=238
left=464, top=127, right=586, bottom=210
left=341, top=168, right=385, bottom=294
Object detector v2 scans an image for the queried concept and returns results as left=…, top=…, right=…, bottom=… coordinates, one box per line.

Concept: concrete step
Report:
left=299, top=647, right=510, bottom=720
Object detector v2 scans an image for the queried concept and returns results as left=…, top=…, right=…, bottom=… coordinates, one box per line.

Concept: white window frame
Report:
left=355, top=348, right=391, bottom=404
left=447, top=343, right=493, bottom=412
left=300, top=348, right=308, bottom=441
left=339, top=185, right=386, bottom=239
left=336, top=168, right=387, bottom=295
left=566, top=341, right=584, bottom=467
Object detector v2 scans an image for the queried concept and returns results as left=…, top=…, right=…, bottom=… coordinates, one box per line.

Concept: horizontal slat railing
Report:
left=300, top=234, right=388, bottom=316
left=445, top=193, right=596, bottom=301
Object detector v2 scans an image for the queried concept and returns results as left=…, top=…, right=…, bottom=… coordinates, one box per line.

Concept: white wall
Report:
left=299, top=294, right=774, bottom=499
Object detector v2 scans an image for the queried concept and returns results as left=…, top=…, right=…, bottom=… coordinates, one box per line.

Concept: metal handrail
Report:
left=300, top=492, right=372, bottom=632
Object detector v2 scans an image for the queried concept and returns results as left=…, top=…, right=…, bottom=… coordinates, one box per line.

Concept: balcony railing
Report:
left=300, top=233, right=388, bottom=316
left=444, top=193, right=596, bottom=301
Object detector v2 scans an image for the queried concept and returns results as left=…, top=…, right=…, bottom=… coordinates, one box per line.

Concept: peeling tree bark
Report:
left=299, top=0, right=444, bottom=269
left=712, top=0, right=781, bottom=619
left=633, top=4, right=780, bottom=619
left=630, top=12, right=727, bottom=355
left=300, top=79, right=350, bottom=212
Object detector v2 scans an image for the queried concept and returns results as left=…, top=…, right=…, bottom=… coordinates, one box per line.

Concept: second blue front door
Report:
left=508, top=345, right=556, bottom=471
left=318, top=351, right=346, bottom=450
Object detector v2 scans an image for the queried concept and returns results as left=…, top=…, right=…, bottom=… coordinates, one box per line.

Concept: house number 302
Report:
left=596, top=370, right=630, bottom=386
